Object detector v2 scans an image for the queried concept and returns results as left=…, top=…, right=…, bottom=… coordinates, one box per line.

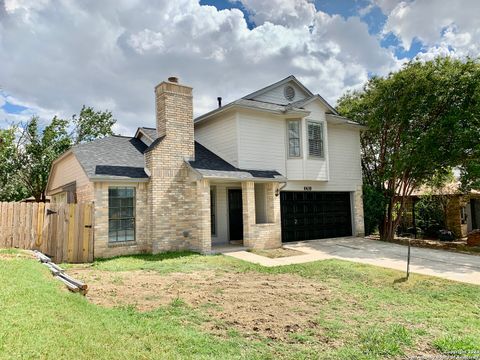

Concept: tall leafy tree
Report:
left=0, top=127, right=28, bottom=201
left=15, top=116, right=72, bottom=202
left=337, top=57, right=480, bottom=240
left=72, top=105, right=116, bottom=144
left=0, top=106, right=116, bottom=202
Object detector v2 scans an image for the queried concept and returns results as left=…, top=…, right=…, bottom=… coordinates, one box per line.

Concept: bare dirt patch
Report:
left=0, top=250, right=35, bottom=261
left=68, top=268, right=331, bottom=341
left=249, top=247, right=305, bottom=258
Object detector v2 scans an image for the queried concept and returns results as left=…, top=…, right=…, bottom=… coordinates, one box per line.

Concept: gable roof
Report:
left=189, top=142, right=285, bottom=181
left=135, top=127, right=157, bottom=142
left=242, top=75, right=313, bottom=101
left=71, top=136, right=149, bottom=180
left=242, top=75, right=338, bottom=115
left=194, top=75, right=339, bottom=124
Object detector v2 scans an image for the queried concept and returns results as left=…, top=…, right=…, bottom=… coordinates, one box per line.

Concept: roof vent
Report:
left=284, top=85, right=295, bottom=101
left=168, top=76, right=179, bottom=83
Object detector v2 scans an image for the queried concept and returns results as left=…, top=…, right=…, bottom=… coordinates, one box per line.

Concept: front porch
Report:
left=196, top=179, right=282, bottom=254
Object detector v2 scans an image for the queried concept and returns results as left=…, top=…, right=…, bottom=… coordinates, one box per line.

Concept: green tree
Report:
left=72, top=105, right=116, bottom=144
left=16, top=116, right=72, bottom=202
left=0, top=106, right=116, bottom=202
left=337, top=57, right=480, bottom=241
left=0, top=127, right=28, bottom=201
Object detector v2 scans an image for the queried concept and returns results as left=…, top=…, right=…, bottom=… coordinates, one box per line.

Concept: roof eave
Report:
left=202, top=175, right=288, bottom=183
left=90, top=176, right=150, bottom=182
left=134, top=127, right=155, bottom=142
left=325, top=114, right=367, bottom=130
left=185, top=159, right=287, bottom=182
left=194, top=103, right=310, bottom=125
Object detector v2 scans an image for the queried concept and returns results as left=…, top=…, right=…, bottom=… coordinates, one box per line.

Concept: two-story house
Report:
left=46, top=76, right=365, bottom=258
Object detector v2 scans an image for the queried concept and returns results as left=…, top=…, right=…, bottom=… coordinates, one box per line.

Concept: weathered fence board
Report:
left=0, top=202, right=94, bottom=263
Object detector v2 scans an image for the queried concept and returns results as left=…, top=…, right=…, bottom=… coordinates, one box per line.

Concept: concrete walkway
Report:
left=220, top=237, right=480, bottom=285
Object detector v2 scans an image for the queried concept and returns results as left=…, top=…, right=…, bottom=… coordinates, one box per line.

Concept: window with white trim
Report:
left=287, top=120, right=301, bottom=158
left=307, top=121, right=324, bottom=158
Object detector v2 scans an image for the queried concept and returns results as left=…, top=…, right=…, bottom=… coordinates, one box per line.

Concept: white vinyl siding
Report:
left=237, top=111, right=286, bottom=174
left=195, top=113, right=238, bottom=167
left=307, top=121, right=324, bottom=158
left=252, top=82, right=308, bottom=104
left=287, top=120, right=301, bottom=158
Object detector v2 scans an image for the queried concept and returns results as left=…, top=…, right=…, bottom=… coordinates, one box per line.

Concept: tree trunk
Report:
left=380, top=195, right=398, bottom=241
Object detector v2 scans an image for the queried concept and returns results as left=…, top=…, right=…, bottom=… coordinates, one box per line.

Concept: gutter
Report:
left=90, top=176, right=149, bottom=183
left=184, top=159, right=288, bottom=183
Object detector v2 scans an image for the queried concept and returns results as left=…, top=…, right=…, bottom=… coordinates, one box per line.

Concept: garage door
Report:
left=280, top=191, right=352, bottom=242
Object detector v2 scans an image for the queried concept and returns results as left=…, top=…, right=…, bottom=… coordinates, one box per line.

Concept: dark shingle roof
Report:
left=73, top=129, right=284, bottom=182
left=189, top=142, right=284, bottom=180
left=72, top=136, right=148, bottom=180
left=138, top=127, right=157, bottom=140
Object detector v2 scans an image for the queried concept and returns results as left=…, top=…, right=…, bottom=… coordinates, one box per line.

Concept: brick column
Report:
left=242, top=181, right=256, bottom=247
left=196, top=179, right=211, bottom=254
left=265, top=182, right=280, bottom=223
left=354, top=185, right=365, bottom=237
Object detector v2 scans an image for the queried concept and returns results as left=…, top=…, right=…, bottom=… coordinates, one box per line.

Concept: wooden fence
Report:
left=0, top=202, right=94, bottom=263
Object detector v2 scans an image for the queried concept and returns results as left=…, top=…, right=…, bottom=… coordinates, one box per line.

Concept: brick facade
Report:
left=76, top=183, right=94, bottom=203
left=242, top=181, right=282, bottom=249
left=93, top=181, right=149, bottom=258
left=145, top=79, right=206, bottom=253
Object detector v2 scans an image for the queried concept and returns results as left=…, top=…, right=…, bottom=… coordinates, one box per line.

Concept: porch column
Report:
left=265, top=182, right=280, bottom=223
left=354, top=185, right=365, bottom=237
left=241, top=181, right=256, bottom=248
left=196, top=179, right=211, bottom=254
left=264, top=182, right=282, bottom=248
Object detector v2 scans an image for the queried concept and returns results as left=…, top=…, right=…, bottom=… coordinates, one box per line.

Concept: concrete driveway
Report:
left=223, top=237, right=480, bottom=285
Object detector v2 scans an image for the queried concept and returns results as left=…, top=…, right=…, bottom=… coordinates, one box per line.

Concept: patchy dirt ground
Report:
left=68, top=267, right=331, bottom=341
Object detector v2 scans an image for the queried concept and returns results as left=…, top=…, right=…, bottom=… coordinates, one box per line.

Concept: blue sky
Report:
left=1, top=0, right=478, bottom=133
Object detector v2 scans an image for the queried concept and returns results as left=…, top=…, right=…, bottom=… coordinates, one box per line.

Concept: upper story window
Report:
left=307, top=121, right=324, bottom=158
left=108, top=187, right=135, bottom=243
left=287, top=120, right=301, bottom=158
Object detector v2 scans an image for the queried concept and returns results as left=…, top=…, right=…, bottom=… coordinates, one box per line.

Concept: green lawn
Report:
left=0, top=249, right=479, bottom=359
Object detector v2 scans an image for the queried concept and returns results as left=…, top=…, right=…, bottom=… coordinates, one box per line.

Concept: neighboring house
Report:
left=401, top=182, right=480, bottom=239
left=46, top=75, right=365, bottom=258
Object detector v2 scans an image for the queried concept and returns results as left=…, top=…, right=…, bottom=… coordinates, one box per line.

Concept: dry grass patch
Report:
left=249, top=247, right=305, bottom=258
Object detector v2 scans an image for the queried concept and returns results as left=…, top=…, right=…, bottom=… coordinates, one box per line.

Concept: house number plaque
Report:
left=304, top=186, right=312, bottom=191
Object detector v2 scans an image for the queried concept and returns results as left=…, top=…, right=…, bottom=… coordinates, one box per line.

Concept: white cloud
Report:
left=380, top=0, right=480, bottom=57
left=0, top=0, right=400, bottom=134
left=238, top=0, right=316, bottom=27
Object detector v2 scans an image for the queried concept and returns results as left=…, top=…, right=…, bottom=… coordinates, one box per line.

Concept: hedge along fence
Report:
left=0, top=202, right=94, bottom=263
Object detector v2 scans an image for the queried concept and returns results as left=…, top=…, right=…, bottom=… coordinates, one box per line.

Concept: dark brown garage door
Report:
left=280, top=191, right=352, bottom=242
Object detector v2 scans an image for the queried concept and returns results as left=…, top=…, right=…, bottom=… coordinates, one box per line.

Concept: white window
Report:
left=287, top=120, right=301, bottom=158
left=307, top=121, right=324, bottom=158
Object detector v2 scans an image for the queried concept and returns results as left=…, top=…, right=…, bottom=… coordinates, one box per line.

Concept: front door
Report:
left=228, top=189, right=243, bottom=241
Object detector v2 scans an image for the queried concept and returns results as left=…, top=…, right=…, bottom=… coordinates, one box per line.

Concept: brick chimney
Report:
left=146, top=77, right=199, bottom=254
left=154, top=76, right=194, bottom=160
